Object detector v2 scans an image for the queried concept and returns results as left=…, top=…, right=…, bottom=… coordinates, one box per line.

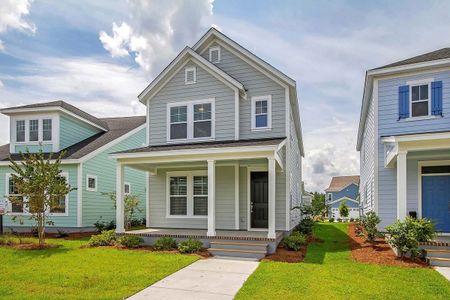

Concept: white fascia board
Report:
left=328, top=196, right=359, bottom=205
left=1, top=107, right=108, bottom=132
left=381, top=132, right=450, bottom=143
left=138, top=47, right=244, bottom=104
left=290, top=87, right=305, bottom=156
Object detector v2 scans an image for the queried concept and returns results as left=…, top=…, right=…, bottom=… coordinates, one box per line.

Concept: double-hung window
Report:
left=50, top=173, right=68, bottom=214
left=251, top=95, right=272, bottom=130
left=29, top=119, right=39, bottom=141
left=8, top=175, right=24, bottom=213
left=168, top=100, right=214, bottom=141
left=16, top=120, right=25, bottom=142
left=411, top=84, right=430, bottom=117
left=43, top=119, right=52, bottom=141
left=167, top=171, right=208, bottom=217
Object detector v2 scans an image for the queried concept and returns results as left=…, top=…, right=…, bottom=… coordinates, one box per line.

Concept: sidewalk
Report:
left=127, top=258, right=259, bottom=299
left=435, top=267, right=450, bottom=282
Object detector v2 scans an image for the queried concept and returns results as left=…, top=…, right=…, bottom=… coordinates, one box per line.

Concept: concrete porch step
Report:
left=424, top=249, right=450, bottom=259
left=207, top=247, right=267, bottom=260
left=428, top=257, right=450, bottom=267
left=209, top=241, right=269, bottom=252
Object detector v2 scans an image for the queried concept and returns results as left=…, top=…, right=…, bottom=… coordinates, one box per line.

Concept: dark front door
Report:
left=251, top=172, right=268, bottom=229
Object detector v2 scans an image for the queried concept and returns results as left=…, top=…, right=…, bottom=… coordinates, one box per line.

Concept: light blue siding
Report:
left=15, top=144, right=53, bottom=153
left=60, top=114, right=102, bottom=149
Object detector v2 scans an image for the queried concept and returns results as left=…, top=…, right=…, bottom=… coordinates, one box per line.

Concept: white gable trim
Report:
left=138, top=47, right=244, bottom=103
left=328, top=196, right=359, bottom=205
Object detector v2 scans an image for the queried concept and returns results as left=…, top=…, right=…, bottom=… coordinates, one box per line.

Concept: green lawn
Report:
left=0, top=238, right=198, bottom=299
left=236, top=223, right=450, bottom=300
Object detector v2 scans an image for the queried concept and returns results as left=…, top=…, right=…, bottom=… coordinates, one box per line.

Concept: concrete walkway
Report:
left=435, top=267, right=450, bottom=282
left=127, top=258, right=259, bottom=299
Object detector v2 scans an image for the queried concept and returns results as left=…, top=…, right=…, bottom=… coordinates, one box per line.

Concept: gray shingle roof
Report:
left=113, top=137, right=286, bottom=155
left=0, top=116, right=146, bottom=161
left=373, top=48, right=450, bottom=70
left=1, top=100, right=109, bottom=129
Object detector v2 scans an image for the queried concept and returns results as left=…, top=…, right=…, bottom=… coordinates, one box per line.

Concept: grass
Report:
left=236, top=223, right=450, bottom=300
left=0, top=237, right=198, bottom=299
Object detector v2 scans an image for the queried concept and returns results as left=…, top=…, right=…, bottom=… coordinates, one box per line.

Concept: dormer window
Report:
left=185, top=67, right=196, bottom=84
left=16, top=120, right=25, bottom=142
left=14, top=117, right=53, bottom=144
left=29, top=119, right=39, bottom=141
left=209, top=46, right=220, bottom=63
left=43, top=119, right=52, bottom=141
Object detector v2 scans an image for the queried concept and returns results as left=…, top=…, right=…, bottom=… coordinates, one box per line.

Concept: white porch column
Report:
left=268, top=157, right=276, bottom=239
left=116, top=163, right=125, bottom=233
left=207, top=160, right=216, bottom=237
left=397, top=150, right=408, bottom=220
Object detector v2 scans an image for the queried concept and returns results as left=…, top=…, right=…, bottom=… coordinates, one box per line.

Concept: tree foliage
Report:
left=311, top=192, right=327, bottom=217
left=339, top=200, right=349, bottom=218
left=103, top=192, right=143, bottom=230
left=8, top=151, right=73, bottom=245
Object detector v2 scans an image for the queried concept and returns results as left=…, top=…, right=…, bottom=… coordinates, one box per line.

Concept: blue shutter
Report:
left=431, top=81, right=443, bottom=116
left=398, top=85, right=409, bottom=119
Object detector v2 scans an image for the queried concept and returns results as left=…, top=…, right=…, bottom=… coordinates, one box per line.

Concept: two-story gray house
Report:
left=357, top=48, right=450, bottom=232
left=111, top=28, right=304, bottom=258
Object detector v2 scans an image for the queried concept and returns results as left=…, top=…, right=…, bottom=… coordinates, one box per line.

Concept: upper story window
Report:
left=29, top=119, right=39, bottom=141
left=327, top=193, right=333, bottom=202
left=185, top=67, right=196, bottom=84
left=42, top=119, right=52, bottom=141
left=16, top=120, right=25, bottom=142
left=168, top=99, right=215, bottom=141
left=209, top=46, right=221, bottom=63
left=251, top=95, right=272, bottom=130
left=411, top=84, right=430, bottom=117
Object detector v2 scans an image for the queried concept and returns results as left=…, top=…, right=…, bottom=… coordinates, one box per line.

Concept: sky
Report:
left=1, top=0, right=450, bottom=192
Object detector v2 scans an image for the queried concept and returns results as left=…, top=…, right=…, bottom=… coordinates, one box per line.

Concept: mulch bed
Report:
left=263, top=244, right=307, bottom=263
left=348, top=223, right=428, bottom=268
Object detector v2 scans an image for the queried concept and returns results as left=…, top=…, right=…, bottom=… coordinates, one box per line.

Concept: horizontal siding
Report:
left=148, top=61, right=235, bottom=145
left=200, top=42, right=286, bottom=140
left=15, top=144, right=53, bottom=153
left=60, top=114, right=101, bottom=150
left=82, top=128, right=147, bottom=226
left=289, top=110, right=302, bottom=229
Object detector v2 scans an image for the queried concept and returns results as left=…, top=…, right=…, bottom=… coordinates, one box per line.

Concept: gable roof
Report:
left=325, top=175, right=360, bottom=192
left=373, top=48, right=450, bottom=70
left=0, top=100, right=109, bottom=131
left=0, top=116, right=146, bottom=162
left=138, top=47, right=245, bottom=103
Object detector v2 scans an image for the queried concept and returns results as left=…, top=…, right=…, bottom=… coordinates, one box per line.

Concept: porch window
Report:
left=251, top=95, right=272, bottom=130
left=29, top=119, right=39, bottom=142
left=8, top=176, right=24, bottom=213
left=193, top=176, right=208, bottom=215
left=16, top=120, right=25, bottom=142
left=411, top=84, right=430, bottom=117
left=169, top=176, right=188, bottom=215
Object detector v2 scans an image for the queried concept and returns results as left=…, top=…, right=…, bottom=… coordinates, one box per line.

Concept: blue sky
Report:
left=1, top=0, right=450, bottom=191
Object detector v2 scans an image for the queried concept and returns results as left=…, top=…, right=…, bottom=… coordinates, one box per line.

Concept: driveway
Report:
left=127, top=258, right=259, bottom=299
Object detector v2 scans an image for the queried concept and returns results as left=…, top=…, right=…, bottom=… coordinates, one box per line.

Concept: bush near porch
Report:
left=0, top=237, right=198, bottom=299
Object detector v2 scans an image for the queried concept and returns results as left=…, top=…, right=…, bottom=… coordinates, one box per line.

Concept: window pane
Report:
left=412, top=86, right=419, bottom=101
left=255, top=100, right=267, bottom=114
left=170, top=106, right=187, bottom=123
left=170, top=123, right=187, bottom=139
left=170, top=197, right=187, bottom=215
left=194, top=103, right=211, bottom=121
left=124, top=184, right=130, bottom=194
left=11, top=196, right=24, bottom=213
left=412, top=102, right=428, bottom=117
left=193, top=176, right=208, bottom=195
left=50, top=197, right=66, bottom=213
left=193, top=121, right=211, bottom=138
left=194, top=196, right=208, bottom=215
left=420, top=84, right=428, bottom=100
left=255, top=115, right=268, bottom=128
left=88, top=177, right=96, bottom=189
left=9, top=178, right=17, bottom=194
left=170, top=177, right=187, bottom=195
left=29, top=119, right=39, bottom=141
left=16, top=120, right=25, bottom=142
left=43, top=119, right=52, bottom=141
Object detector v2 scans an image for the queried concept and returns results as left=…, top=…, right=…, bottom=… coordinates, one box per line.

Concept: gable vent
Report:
left=209, top=46, right=220, bottom=63
left=185, top=67, right=196, bottom=84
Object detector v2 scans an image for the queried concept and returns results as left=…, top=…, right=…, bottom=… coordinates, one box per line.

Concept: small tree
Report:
left=8, top=151, right=73, bottom=245
left=103, top=192, right=143, bottom=230
left=361, top=211, right=381, bottom=243
left=339, top=200, right=349, bottom=219
left=311, top=192, right=327, bottom=217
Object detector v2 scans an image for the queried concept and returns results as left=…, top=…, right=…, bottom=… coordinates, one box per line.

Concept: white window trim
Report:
left=86, top=174, right=98, bottom=192
left=166, top=170, right=208, bottom=218
left=124, top=182, right=131, bottom=195
left=5, top=172, right=69, bottom=216
left=407, top=79, right=433, bottom=120
left=184, top=66, right=197, bottom=85
left=251, top=95, right=272, bottom=131
left=209, top=46, right=221, bottom=63
left=166, top=98, right=215, bottom=142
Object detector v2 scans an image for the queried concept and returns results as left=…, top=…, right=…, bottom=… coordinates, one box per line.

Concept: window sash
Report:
left=410, top=84, right=430, bottom=117
left=29, top=119, right=39, bottom=141
left=168, top=173, right=208, bottom=217
left=16, top=120, right=25, bottom=142
left=168, top=101, right=214, bottom=141
left=42, top=119, right=52, bottom=141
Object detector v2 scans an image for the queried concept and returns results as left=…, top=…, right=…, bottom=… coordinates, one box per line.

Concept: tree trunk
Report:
left=37, top=213, right=45, bottom=245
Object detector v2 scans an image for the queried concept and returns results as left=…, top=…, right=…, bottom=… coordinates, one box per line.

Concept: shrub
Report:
left=56, top=229, right=69, bottom=238
left=386, top=217, right=435, bottom=258
left=329, top=217, right=335, bottom=223
left=337, top=218, right=342, bottom=223
left=283, top=231, right=307, bottom=251
left=88, top=230, right=116, bottom=247
left=339, top=201, right=349, bottom=218
left=349, top=218, right=355, bottom=222
left=294, top=217, right=314, bottom=235
left=153, top=236, right=177, bottom=250
left=178, top=239, right=203, bottom=253
left=117, top=235, right=144, bottom=248
left=361, top=211, right=381, bottom=242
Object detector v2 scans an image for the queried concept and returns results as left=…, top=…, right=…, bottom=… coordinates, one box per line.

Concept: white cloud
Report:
left=99, top=0, right=214, bottom=75
left=0, top=0, right=36, bottom=50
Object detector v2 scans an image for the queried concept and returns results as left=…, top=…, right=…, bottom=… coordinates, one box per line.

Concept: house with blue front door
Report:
left=110, top=28, right=305, bottom=259
left=0, top=101, right=147, bottom=232
left=325, top=175, right=360, bottom=220
left=357, top=48, right=450, bottom=232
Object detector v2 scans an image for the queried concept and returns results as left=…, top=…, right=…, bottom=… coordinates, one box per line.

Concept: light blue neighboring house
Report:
left=325, top=175, right=360, bottom=219
left=0, top=101, right=147, bottom=232
left=357, top=48, right=450, bottom=231
left=110, top=28, right=305, bottom=258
